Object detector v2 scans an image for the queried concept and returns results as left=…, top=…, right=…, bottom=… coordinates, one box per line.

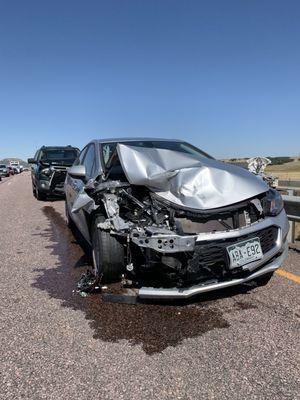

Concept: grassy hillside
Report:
left=224, top=157, right=300, bottom=180
left=266, top=160, right=300, bottom=180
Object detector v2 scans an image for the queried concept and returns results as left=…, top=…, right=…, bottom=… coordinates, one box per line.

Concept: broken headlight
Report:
left=41, top=167, right=54, bottom=177
left=263, top=189, right=284, bottom=216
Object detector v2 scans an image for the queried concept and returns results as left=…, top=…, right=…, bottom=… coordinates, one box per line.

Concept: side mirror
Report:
left=27, top=158, right=36, bottom=164
left=68, top=165, right=86, bottom=179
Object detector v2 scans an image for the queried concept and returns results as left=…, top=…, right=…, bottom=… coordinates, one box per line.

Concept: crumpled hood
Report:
left=117, top=144, right=269, bottom=210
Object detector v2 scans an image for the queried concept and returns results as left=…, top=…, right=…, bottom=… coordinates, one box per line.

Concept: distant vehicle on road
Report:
left=0, top=164, right=9, bottom=177
left=9, top=160, right=23, bottom=173
left=6, top=166, right=15, bottom=175
left=28, top=145, right=80, bottom=200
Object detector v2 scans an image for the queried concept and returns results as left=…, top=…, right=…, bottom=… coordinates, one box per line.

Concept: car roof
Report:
left=92, top=137, right=186, bottom=144
left=40, top=145, right=79, bottom=150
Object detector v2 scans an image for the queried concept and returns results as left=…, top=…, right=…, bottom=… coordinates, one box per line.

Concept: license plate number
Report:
left=227, top=237, right=263, bottom=269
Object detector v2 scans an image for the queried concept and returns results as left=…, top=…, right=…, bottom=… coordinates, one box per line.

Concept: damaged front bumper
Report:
left=38, top=168, right=67, bottom=196
left=138, top=210, right=289, bottom=299
left=139, top=245, right=288, bottom=299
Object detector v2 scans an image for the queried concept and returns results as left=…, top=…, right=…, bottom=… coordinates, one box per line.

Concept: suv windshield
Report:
left=101, top=140, right=213, bottom=166
left=39, top=148, right=79, bottom=162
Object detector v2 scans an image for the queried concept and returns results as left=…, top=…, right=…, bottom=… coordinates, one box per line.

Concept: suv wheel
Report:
left=91, top=215, right=124, bottom=282
left=35, top=186, right=46, bottom=201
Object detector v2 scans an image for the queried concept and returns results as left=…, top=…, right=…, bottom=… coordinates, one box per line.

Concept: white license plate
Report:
left=227, top=237, right=263, bottom=269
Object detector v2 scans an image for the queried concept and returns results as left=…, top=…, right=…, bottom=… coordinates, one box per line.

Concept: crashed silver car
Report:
left=65, top=138, right=289, bottom=299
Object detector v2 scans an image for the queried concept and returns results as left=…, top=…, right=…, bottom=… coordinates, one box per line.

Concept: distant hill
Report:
left=0, top=158, right=29, bottom=167
left=222, top=156, right=300, bottom=180
left=223, top=156, right=298, bottom=167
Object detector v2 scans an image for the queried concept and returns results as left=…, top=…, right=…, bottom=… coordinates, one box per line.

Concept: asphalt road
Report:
left=0, top=172, right=299, bottom=400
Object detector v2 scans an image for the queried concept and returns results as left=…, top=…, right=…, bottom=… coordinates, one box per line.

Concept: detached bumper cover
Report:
left=138, top=210, right=289, bottom=299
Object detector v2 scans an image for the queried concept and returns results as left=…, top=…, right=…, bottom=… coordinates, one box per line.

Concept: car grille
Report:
left=50, top=170, right=67, bottom=191
left=185, top=226, right=279, bottom=283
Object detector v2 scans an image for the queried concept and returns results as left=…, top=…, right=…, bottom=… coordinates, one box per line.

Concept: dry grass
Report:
left=266, top=160, right=300, bottom=180
left=265, top=160, right=300, bottom=238
left=296, top=223, right=300, bottom=240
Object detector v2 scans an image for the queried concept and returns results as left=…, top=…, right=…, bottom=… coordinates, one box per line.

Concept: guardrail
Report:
left=282, top=194, right=300, bottom=244
left=279, top=180, right=300, bottom=188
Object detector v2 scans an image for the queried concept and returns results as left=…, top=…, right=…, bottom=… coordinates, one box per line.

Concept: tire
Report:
left=35, top=186, right=46, bottom=201
left=91, top=215, right=125, bottom=282
left=253, top=272, right=274, bottom=287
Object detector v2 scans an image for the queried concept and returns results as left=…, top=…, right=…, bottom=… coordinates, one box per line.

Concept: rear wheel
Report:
left=91, top=215, right=125, bottom=282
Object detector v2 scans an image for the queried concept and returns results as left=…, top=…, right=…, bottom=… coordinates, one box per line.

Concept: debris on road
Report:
left=76, top=270, right=99, bottom=293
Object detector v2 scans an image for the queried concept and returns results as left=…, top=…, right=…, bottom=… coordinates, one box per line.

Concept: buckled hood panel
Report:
left=117, top=144, right=269, bottom=210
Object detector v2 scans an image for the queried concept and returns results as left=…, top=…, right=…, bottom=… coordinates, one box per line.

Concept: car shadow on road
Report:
left=32, top=205, right=257, bottom=355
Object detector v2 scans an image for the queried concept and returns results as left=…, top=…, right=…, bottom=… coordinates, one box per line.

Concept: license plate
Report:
left=227, top=237, right=263, bottom=269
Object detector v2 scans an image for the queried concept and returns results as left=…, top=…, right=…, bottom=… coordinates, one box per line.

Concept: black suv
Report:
left=28, top=145, right=79, bottom=200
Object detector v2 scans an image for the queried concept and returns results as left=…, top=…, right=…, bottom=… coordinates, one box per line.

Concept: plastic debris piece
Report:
left=77, top=270, right=98, bottom=293
left=79, top=291, right=88, bottom=298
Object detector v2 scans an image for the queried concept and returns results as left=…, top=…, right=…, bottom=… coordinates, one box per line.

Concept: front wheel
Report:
left=91, top=215, right=125, bottom=282
left=35, top=186, right=46, bottom=201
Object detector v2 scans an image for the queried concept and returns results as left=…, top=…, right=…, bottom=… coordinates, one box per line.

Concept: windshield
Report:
left=0, top=164, right=6, bottom=168
left=39, top=148, right=79, bottom=162
left=101, top=140, right=213, bottom=166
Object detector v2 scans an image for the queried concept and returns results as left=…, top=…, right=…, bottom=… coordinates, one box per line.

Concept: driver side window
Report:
left=83, top=144, right=97, bottom=179
left=73, top=147, right=87, bottom=166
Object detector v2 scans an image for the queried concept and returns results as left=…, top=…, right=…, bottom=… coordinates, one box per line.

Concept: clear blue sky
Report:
left=0, top=0, right=299, bottom=160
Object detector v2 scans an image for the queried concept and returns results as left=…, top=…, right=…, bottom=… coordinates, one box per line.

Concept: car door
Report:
left=31, top=149, right=40, bottom=186
left=66, top=143, right=99, bottom=243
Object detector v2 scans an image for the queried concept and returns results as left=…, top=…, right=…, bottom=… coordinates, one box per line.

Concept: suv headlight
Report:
left=41, top=167, right=53, bottom=177
left=263, top=189, right=284, bottom=216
